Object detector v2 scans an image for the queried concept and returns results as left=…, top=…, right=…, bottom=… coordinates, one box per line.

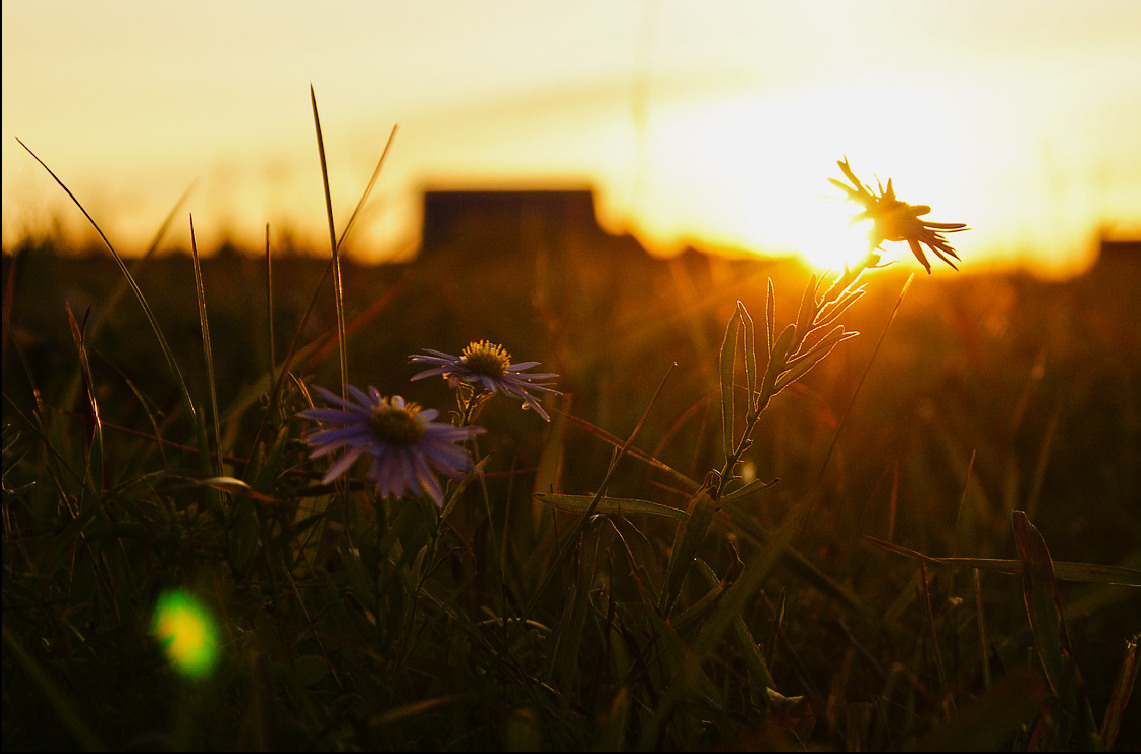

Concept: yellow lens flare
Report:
left=151, top=589, right=219, bottom=680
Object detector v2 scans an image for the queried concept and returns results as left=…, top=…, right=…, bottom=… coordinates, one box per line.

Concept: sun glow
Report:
left=614, top=78, right=984, bottom=270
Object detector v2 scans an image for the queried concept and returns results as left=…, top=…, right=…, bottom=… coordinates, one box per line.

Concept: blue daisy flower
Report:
left=410, top=340, right=561, bottom=421
left=298, top=385, right=483, bottom=505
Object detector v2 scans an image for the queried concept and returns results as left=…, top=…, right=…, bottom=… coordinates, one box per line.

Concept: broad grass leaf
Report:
left=1012, top=511, right=1101, bottom=748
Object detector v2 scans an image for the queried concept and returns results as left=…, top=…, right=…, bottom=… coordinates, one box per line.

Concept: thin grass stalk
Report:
left=243, top=258, right=334, bottom=470
left=953, top=448, right=977, bottom=557
left=920, top=561, right=955, bottom=711
left=815, top=273, right=913, bottom=486
left=65, top=304, right=104, bottom=493
left=264, top=224, right=276, bottom=391
left=2, top=244, right=19, bottom=366
left=974, top=568, right=991, bottom=691
left=310, top=84, right=348, bottom=395
left=190, top=217, right=224, bottom=478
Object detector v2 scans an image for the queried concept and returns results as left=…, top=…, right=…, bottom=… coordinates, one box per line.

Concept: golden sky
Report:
left=3, top=0, right=1140, bottom=276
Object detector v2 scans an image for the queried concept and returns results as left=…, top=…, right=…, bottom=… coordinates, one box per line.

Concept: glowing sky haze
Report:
left=3, top=0, right=1140, bottom=275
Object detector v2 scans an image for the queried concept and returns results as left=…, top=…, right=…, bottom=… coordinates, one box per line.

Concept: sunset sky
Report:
left=3, top=0, right=1140, bottom=276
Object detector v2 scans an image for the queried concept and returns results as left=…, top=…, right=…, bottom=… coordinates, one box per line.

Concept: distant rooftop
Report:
left=418, top=188, right=617, bottom=263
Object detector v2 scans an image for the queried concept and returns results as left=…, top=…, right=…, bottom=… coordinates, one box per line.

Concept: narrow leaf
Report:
left=774, top=326, right=850, bottom=392
left=765, top=277, right=776, bottom=353
left=794, top=274, right=817, bottom=341
left=737, top=301, right=758, bottom=399
left=190, top=218, right=223, bottom=478
left=864, top=536, right=1141, bottom=586
left=1100, top=636, right=1138, bottom=750
left=759, top=323, right=797, bottom=403
left=716, top=477, right=779, bottom=506
left=718, top=309, right=740, bottom=463
left=535, top=493, right=689, bottom=520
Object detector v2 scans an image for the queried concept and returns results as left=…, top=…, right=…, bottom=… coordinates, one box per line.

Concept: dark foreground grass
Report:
left=2, top=140, right=1139, bottom=750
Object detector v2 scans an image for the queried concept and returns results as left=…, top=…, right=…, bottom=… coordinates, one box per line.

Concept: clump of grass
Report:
left=2, top=98, right=1138, bottom=752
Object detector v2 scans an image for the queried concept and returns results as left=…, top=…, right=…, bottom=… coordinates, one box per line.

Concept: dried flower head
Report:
left=410, top=340, right=561, bottom=421
left=830, top=158, right=968, bottom=273
left=298, top=385, right=483, bottom=505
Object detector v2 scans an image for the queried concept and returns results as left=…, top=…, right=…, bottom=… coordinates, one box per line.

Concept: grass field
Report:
left=2, top=152, right=1139, bottom=750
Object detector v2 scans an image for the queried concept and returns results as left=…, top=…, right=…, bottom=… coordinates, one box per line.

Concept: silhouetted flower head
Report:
left=830, top=158, right=968, bottom=273
left=410, top=340, right=561, bottom=421
left=298, top=385, right=483, bottom=505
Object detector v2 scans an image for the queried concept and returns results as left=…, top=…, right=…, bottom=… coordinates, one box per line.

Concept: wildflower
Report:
left=298, top=385, right=483, bottom=505
left=830, top=158, right=968, bottom=273
left=409, top=340, right=561, bottom=421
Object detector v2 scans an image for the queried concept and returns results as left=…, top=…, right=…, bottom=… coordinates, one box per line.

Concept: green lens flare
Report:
left=152, top=589, right=219, bottom=679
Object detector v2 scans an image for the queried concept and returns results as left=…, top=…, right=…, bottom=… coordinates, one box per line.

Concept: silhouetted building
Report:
left=417, top=187, right=653, bottom=270
left=1093, top=238, right=1141, bottom=271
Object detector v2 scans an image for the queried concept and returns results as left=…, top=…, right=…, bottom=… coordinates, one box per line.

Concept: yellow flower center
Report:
left=370, top=401, right=425, bottom=445
left=461, top=340, right=511, bottom=378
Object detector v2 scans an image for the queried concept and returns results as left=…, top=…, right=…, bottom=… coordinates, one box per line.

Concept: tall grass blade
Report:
left=65, top=304, right=104, bottom=493
left=549, top=529, right=601, bottom=685
left=310, top=84, right=348, bottom=394
left=15, top=139, right=211, bottom=477
left=190, top=218, right=223, bottom=478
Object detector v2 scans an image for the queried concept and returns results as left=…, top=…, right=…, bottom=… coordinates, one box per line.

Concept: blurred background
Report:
left=3, top=5, right=1139, bottom=747
left=3, top=0, right=1140, bottom=276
